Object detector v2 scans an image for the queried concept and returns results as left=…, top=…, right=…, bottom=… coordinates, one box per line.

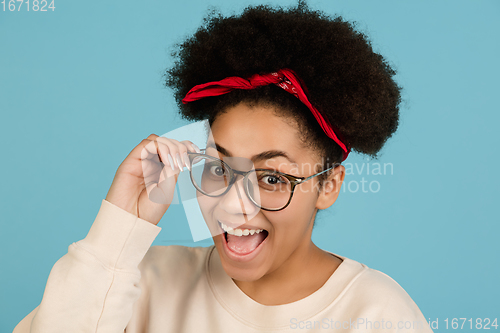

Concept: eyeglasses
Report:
left=186, top=149, right=335, bottom=211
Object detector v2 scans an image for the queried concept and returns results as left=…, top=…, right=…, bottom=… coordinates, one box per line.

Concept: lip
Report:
left=217, top=219, right=267, bottom=232
left=218, top=220, right=269, bottom=263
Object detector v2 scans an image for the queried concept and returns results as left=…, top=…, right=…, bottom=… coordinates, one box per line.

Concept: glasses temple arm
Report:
left=301, top=165, right=336, bottom=182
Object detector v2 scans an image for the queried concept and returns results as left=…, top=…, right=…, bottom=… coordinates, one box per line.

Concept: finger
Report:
left=140, top=139, right=161, bottom=161
left=155, top=140, right=173, bottom=170
left=138, top=134, right=160, bottom=159
left=140, top=140, right=175, bottom=184
left=159, top=156, right=179, bottom=180
left=180, top=140, right=200, bottom=171
left=152, top=173, right=178, bottom=205
left=141, top=140, right=161, bottom=164
left=155, top=137, right=180, bottom=172
left=155, top=137, right=198, bottom=171
left=180, top=140, right=199, bottom=153
left=146, top=182, right=170, bottom=206
left=145, top=165, right=176, bottom=198
left=171, top=139, right=194, bottom=171
left=156, top=137, right=185, bottom=172
left=174, top=143, right=189, bottom=171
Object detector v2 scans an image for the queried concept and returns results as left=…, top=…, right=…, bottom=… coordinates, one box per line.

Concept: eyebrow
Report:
left=206, top=141, right=298, bottom=166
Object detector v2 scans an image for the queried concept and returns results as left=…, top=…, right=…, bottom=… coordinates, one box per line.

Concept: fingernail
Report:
left=191, top=143, right=201, bottom=153
left=183, top=152, right=191, bottom=171
left=175, top=154, right=184, bottom=171
left=167, top=154, right=176, bottom=171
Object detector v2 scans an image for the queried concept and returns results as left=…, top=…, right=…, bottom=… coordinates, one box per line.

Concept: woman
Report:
left=14, top=2, right=432, bottom=332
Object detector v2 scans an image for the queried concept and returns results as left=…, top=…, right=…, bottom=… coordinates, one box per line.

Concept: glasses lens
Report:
left=247, top=170, right=292, bottom=210
left=190, top=155, right=293, bottom=210
left=190, top=155, right=232, bottom=196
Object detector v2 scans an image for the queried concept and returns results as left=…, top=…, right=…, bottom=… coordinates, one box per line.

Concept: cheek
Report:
left=293, top=180, right=320, bottom=198
left=197, top=193, right=219, bottom=236
left=286, top=182, right=319, bottom=216
left=284, top=187, right=318, bottom=228
left=271, top=192, right=317, bottom=238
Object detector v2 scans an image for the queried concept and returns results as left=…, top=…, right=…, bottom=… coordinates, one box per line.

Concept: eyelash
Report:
left=260, top=174, right=287, bottom=185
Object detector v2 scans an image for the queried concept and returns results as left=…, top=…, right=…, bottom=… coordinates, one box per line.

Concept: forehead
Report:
left=209, top=103, right=310, bottom=163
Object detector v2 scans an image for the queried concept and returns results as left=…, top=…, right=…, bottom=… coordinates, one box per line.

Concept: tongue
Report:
left=226, top=231, right=267, bottom=254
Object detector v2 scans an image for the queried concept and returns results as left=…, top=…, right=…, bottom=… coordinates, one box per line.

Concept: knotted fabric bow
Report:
left=182, top=68, right=350, bottom=161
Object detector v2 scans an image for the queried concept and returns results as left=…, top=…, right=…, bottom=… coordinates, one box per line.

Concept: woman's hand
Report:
left=105, top=134, right=200, bottom=225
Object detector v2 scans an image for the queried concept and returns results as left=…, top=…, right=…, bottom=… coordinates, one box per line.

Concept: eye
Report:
left=210, top=164, right=225, bottom=177
left=262, top=175, right=281, bottom=185
left=259, top=172, right=288, bottom=186
left=204, top=161, right=227, bottom=178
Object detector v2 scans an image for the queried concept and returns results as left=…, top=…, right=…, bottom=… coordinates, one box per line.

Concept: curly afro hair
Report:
left=165, top=0, right=402, bottom=186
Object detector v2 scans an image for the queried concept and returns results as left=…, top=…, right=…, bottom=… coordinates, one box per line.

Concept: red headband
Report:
left=182, top=68, right=351, bottom=161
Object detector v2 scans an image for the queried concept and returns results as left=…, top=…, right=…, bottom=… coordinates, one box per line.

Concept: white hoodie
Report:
left=13, top=199, right=433, bottom=333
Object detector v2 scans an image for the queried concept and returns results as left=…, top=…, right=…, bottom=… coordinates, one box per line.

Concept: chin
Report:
left=212, top=235, right=270, bottom=282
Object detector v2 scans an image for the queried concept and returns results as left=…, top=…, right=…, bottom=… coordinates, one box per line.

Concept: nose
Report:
left=219, top=174, right=259, bottom=219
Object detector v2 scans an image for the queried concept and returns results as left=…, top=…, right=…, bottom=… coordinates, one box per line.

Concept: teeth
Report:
left=219, top=220, right=264, bottom=237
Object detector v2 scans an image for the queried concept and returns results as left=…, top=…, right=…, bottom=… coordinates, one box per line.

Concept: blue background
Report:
left=1, top=0, right=499, bottom=331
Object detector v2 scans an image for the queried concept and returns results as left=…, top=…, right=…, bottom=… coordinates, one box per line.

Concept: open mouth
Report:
left=218, top=220, right=269, bottom=256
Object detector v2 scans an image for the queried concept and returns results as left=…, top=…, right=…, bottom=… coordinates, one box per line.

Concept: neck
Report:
left=232, top=237, right=342, bottom=306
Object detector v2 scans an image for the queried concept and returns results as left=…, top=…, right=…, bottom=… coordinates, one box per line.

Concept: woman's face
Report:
left=197, top=102, right=342, bottom=282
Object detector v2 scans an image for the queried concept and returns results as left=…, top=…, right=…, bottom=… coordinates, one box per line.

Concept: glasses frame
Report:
left=186, top=149, right=335, bottom=211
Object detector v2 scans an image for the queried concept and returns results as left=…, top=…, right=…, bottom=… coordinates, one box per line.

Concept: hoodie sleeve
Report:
left=13, top=199, right=162, bottom=333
